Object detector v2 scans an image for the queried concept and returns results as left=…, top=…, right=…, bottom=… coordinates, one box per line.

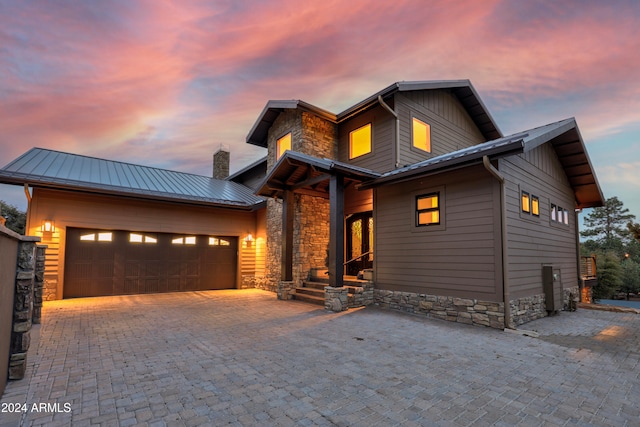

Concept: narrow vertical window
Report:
left=521, top=191, right=531, bottom=213
left=276, top=132, right=291, bottom=160
left=349, top=123, right=372, bottom=159
left=551, top=204, right=557, bottom=222
left=531, top=195, right=540, bottom=217
left=416, top=193, right=440, bottom=226
left=412, top=118, right=431, bottom=152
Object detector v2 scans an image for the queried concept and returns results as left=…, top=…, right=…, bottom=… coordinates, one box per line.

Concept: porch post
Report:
left=281, top=189, right=294, bottom=282
left=328, top=174, right=344, bottom=287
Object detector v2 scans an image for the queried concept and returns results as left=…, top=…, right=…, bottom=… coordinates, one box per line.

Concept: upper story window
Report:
left=521, top=191, right=540, bottom=217
left=276, top=132, right=291, bottom=160
left=551, top=204, right=569, bottom=225
left=412, top=118, right=431, bottom=153
left=349, top=123, right=372, bottom=159
left=416, top=193, right=440, bottom=226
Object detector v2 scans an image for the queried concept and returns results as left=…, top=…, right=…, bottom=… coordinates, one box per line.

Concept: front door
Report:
left=346, top=212, right=373, bottom=276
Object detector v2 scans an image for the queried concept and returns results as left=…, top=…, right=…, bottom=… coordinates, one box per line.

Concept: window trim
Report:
left=550, top=203, right=570, bottom=227
left=349, top=123, right=372, bottom=159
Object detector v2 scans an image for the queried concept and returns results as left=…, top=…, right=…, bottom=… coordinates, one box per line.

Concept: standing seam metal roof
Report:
left=0, top=148, right=265, bottom=209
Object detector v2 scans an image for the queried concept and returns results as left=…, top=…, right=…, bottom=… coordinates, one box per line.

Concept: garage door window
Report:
left=129, top=233, right=157, bottom=244
left=172, top=236, right=196, bottom=245
left=209, top=237, right=231, bottom=246
left=80, top=232, right=113, bottom=242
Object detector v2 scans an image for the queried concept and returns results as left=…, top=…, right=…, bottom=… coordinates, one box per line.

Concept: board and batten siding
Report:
left=338, top=104, right=395, bottom=173
left=500, top=142, right=578, bottom=300
left=374, top=165, right=503, bottom=301
left=396, top=91, right=486, bottom=167
left=28, top=188, right=262, bottom=299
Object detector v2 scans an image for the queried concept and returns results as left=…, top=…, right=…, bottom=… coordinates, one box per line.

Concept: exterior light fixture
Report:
left=42, top=220, right=55, bottom=233
left=244, top=233, right=254, bottom=247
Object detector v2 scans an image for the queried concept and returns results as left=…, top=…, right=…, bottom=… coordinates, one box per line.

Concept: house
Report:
left=0, top=79, right=604, bottom=329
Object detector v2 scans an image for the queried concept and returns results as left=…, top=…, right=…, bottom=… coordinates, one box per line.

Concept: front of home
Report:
left=0, top=79, right=604, bottom=329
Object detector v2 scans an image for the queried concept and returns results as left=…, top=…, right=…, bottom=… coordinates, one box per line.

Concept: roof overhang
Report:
left=246, top=80, right=503, bottom=148
left=255, top=151, right=380, bottom=199
left=522, top=118, right=604, bottom=209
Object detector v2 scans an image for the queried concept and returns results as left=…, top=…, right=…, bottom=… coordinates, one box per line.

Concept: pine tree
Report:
left=581, top=197, right=635, bottom=254
left=0, top=200, right=26, bottom=234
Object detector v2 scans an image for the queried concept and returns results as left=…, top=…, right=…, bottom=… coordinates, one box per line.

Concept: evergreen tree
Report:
left=581, top=197, right=635, bottom=255
left=0, top=200, right=26, bottom=235
left=629, top=222, right=640, bottom=242
left=593, top=252, right=623, bottom=301
left=620, top=259, right=640, bottom=300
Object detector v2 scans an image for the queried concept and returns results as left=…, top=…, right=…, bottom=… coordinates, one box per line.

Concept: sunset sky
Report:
left=1, top=0, right=639, bottom=223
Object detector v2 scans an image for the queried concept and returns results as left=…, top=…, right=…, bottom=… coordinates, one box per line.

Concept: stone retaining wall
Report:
left=374, top=290, right=505, bottom=329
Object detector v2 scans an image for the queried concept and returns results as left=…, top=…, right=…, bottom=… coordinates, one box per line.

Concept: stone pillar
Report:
left=213, top=148, right=230, bottom=180
left=325, top=286, right=348, bottom=312
left=277, top=281, right=295, bottom=300
left=33, top=245, right=47, bottom=324
left=9, top=240, right=37, bottom=380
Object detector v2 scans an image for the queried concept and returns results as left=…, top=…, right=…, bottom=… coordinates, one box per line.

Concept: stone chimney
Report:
left=213, top=146, right=230, bottom=180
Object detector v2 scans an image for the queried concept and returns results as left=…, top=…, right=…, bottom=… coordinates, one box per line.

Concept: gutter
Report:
left=377, top=95, right=401, bottom=168
left=482, top=156, right=513, bottom=329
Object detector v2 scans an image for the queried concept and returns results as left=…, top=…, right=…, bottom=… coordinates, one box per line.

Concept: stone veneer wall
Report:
left=374, top=290, right=505, bottom=329
left=263, top=109, right=338, bottom=289
left=510, top=285, right=582, bottom=326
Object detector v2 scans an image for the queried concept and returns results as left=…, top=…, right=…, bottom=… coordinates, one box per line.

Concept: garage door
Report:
left=64, top=228, right=237, bottom=298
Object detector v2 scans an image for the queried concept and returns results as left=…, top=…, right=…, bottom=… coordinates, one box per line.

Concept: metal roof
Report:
left=255, top=151, right=380, bottom=199
left=361, top=118, right=604, bottom=209
left=246, top=80, right=502, bottom=148
left=0, top=148, right=265, bottom=210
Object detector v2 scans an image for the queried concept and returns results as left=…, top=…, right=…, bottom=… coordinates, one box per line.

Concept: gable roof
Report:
left=246, top=80, right=502, bottom=148
left=361, top=118, right=604, bottom=209
left=0, top=148, right=265, bottom=210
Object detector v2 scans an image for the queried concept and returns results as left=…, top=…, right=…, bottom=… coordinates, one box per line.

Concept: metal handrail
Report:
left=344, top=251, right=373, bottom=266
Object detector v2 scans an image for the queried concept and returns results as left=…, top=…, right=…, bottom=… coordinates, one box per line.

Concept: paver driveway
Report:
left=1, top=289, right=639, bottom=426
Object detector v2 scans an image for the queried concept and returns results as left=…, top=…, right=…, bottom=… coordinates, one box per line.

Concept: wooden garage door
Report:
left=64, top=228, right=237, bottom=298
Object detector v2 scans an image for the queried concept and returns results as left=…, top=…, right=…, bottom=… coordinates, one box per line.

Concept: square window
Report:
left=276, top=132, right=291, bottom=160
left=412, top=118, right=431, bottom=152
left=349, top=123, right=372, bottom=159
left=416, top=193, right=440, bottom=226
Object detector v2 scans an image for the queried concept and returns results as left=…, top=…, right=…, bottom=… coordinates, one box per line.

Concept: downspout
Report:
left=575, top=208, right=583, bottom=302
left=24, top=183, right=32, bottom=232
left=482, top=156, right=513, bottom=329
left=377, top=95, right=400, bottom=168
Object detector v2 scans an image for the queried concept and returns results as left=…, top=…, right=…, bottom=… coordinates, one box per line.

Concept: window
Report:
left=349, top=123, right=372, bottom=159
left=551, top=204, right=569, bottom=225
left=129, top=233, right=157, bottom=244
left=80, top=231, right=112, bottom=242
left=412, top=118, right=431, bottom=152
left=531, top=195, right=540, bottom=216
left=209, top=237, right=231, bottom=246
left=416, top=193, right=440, bottom=226
left=521, top=191, right=530, bottom=213
left=172, top=236, right=196, bottom=245
left=97, top=232, right=112, bottom=242
left=276, top=133, right=291, bottom=160
left=80, top=233, right=96, bottom=241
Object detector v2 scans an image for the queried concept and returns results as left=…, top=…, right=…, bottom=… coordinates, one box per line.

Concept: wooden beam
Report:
left=328, top=174, right=344, bottom=287
left=292, top=173, right=331, bottom=190
left=281, top=190, right=294, bottom=281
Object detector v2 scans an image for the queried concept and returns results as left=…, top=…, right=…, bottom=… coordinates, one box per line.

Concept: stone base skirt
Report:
left=374, top=290, right=505, bottom=329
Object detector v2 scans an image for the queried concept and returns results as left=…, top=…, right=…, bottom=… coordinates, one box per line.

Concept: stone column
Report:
left=9, top=239, right=37, bottom=380
left=277, top=281, right=295, bottom=300
left=325, top=286, right=348, bottom=312
left=33, top=245, right=47, bottom=324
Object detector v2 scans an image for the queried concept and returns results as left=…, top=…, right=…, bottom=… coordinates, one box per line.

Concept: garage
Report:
left=64, top=228, right=238, bottom=298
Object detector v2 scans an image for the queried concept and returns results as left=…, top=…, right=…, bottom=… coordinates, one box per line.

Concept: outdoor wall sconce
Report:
left=41, top=220, right=55, bottom=233
left=244, top=233, right=254, bottom=247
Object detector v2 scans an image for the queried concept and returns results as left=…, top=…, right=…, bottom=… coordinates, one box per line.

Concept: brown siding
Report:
left=28, top=188, right=260, bottom=299
left=375, top=165, right=502, bottom=301
left=500, top=143, right=578, bottom=299
left=345, top=187, right=373, bottom=215
left=396, top=91, right=486, bottom=167
left=338, top=105, right=395, bottom=172
left=0, top=229, right=18, bottom=396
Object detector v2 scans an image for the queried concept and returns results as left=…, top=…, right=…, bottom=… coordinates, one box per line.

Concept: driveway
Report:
left=1, top=289, right=639, bottom=426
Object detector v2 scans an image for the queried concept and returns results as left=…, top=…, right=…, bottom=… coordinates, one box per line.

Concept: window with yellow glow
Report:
left=521, top=191, right=530, bottom=213
left=416, top=193, right=440, bottom=226
left=276, top=133, right=291, bottom=160
left=80, top=233, right=96, bottom=241
left=129, top=233, right=157, bottom=243
left=97, top=232, right=113, bottom=242
left=349, top=124, right=372, bottom=159
left=531, top=196, right=540, bottom=217
left=412, top=118, right=431, bottom=152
